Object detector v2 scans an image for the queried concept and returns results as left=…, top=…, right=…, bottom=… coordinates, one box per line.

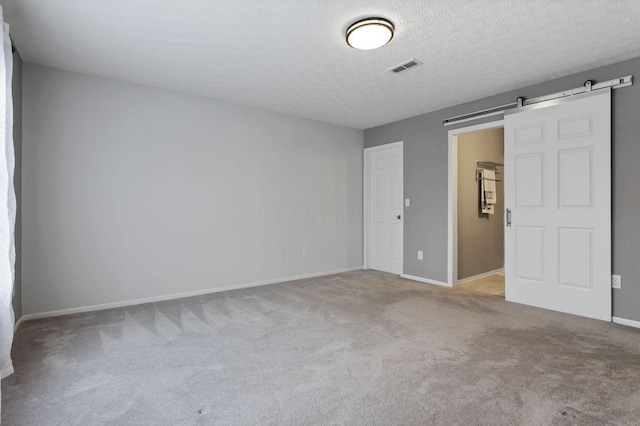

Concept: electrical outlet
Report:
left=612, top=274, right=621, bottom=289
left=279, top=251, right=285, bottom=261
left=302, top=248, right=309, bottom=258
left=418, top=250, right=423, bottom=260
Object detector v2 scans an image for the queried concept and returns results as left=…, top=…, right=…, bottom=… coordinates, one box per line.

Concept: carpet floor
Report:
left=2, top=271, right=640, bottom=425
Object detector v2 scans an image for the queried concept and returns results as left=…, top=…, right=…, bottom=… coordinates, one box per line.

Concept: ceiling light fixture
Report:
left=346, top=18, right=394, bottom=50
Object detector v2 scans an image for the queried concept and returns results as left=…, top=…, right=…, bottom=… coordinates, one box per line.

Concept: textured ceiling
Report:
left=3, top=0, right=640, bottom=129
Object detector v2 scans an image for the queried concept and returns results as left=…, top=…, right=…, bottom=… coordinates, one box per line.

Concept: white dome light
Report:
left=346, top=18, right=394, bottom=50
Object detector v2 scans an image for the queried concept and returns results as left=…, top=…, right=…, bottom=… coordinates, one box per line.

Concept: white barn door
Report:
left=504, top=89, right=611, bottom=321
left=367, top=143, right=403, bottom=274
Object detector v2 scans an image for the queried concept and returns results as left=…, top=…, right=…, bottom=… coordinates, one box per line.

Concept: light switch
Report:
left=405, top=198, right=410, bottom=207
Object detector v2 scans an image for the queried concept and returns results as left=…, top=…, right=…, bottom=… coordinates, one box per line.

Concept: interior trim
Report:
left=13, top=316, right=25, bottom=332
left=401, top=274, right=449, bottom=287
left=612, top=316, right=640, bottom=329
left=18, top=267, right=365, bottom=323
left=455, top=268, right=505, bottom=286
left=447, top=119, right=505, bottom=288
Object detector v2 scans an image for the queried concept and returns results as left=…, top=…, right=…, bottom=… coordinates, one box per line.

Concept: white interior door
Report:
left=505, top=89, right=611, bottom=321
left=367, top=143, right=403, bottom=274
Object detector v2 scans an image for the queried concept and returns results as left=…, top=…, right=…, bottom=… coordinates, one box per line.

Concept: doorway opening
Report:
left=448, top=121, right=505, bottom=297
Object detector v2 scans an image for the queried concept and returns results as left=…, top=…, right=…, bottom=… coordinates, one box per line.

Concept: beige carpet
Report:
left=3, top=271, right=640, bottom=425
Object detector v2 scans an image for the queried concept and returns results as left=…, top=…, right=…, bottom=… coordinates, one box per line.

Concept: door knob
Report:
left=397, top=215, right=401, bottom=220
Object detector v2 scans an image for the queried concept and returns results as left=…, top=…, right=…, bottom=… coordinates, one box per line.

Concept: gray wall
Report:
left=11, top=49, right=22, bottom=321
left=365, top=56, right=640, bottom=322
left=22, top=64, right=363, bottom=316
left=457, top=128, right=504, bottom=280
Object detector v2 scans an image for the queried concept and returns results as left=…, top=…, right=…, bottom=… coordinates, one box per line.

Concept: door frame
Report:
left=447, top=120, right=504, bottom=287
left=363, top=141, right=404, bottom=273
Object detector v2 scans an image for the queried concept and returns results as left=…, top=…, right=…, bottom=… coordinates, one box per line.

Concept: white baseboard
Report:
left=612, top=316, right=640, bottom=329
left=401, top=274, right=450, bottom=288
left=19, top=266, right=364, bottom=323
left=1, top=364, right=14, bottom=380
left=455, top=268, right=505, bottom=286
left=13, top=315, right=26, bottom=332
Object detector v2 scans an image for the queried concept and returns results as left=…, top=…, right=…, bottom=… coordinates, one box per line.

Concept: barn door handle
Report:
left=506, top=209, right=511, bottom=227
left=397, top=215, right=401, bottom=220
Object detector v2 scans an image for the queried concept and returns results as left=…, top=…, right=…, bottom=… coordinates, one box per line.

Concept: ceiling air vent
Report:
left=389, top=58, right=422, bottom=74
